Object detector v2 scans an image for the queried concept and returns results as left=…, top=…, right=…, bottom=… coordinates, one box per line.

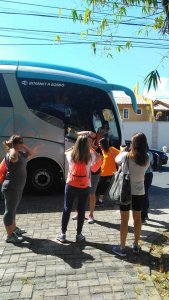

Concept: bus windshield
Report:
left=17, top=78, right=120, bottom=144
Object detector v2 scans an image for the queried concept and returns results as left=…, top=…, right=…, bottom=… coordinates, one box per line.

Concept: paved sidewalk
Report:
left=0, top=168, right=169, bottom=300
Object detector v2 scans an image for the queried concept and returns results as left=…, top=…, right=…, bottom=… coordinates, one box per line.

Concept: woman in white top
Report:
left=112, top=132, right=150, bottom=257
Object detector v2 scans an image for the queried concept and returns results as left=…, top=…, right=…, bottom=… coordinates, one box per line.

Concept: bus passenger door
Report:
left=93, top=109, right=121, bottom=149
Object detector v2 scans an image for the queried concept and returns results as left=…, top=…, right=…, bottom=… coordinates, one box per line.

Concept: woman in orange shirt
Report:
left=96, top=138, right=120, bottom=206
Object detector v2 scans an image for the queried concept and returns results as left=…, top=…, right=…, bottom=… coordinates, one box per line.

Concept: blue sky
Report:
left=0, top=0, right=169, bottom=97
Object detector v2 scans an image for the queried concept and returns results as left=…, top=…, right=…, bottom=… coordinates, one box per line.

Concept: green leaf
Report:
left=100, top=18, right=108, bottom=34
left=125, top=41, right=132, bottom=49
left=116, top=45, right=123, bottom=52
left=80, top=32, right=87, bottom=38
left=91, top=42, right=97, bottom=54
left=72, top=9, right=79, bottom=22
left=84, top=8, right=91, bottom=24
left=154, top=16, right=165, bottom=30
left=107, top=52, right=114, bottom=58
left=118, top=6, right=126, bottom=19
left=58, top=8, right=62, bottom=17
left=144, top=70, right=161, bottom=91
left=54, top=35, right=61, bottom=42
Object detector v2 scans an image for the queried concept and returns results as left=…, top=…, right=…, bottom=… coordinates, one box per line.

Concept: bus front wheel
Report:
left=25, top=159, right=64, bottom=194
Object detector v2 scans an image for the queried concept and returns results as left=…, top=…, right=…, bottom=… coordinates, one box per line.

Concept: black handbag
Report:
left=105, top=155, right=132, bottom=205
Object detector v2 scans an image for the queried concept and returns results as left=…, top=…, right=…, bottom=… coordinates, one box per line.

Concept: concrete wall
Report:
left=123, top=121, right=169, bottom=151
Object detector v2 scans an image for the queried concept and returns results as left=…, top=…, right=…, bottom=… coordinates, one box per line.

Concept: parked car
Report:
left=149, top=149, right=168, bottom=166
left=125, top=140, right=168, bottom=171
left=149, top=148, right=168, bottom=171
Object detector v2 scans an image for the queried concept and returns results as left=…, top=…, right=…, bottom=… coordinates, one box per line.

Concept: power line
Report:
left=0, top=1, right=166, bottom=50
left=0, top=26, right=169, bottom=43
left=0, top=1, right=163, bottom=25
left=0, top=11, right=156, bottom=28
left=0, top=42, right=168, bottom=49
left=0, top=36, right=168, bottom=49
left=0, top=0, right=163, bottom=12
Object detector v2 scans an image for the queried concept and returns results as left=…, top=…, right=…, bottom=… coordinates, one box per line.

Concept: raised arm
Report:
left=21, top=144, right=33, bottom=158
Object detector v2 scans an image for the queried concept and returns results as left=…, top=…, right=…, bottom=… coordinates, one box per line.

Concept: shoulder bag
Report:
left=105, top=155, right=132, bottom=205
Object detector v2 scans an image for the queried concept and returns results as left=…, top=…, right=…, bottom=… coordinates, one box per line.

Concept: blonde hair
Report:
left=3, top=134, right=23, bottom=151
left=71, top=135, right=91, bottom=164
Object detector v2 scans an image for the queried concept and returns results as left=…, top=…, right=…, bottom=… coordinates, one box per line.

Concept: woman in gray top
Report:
left=1, top=134, right=32, bottom=243
left=112, top=132, right=150, bottom=257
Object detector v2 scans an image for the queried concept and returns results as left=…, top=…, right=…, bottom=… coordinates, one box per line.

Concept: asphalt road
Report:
left=149, top=161, right=169, bottom=211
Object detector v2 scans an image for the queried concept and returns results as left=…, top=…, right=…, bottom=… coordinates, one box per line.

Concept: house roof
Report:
left=154, top=104, right=169, bottom=111
left=114, top=96, right=149, bottom=105
left=153, top=99, right=169, bottom=108
left=156, top=98, right=169, bottom=104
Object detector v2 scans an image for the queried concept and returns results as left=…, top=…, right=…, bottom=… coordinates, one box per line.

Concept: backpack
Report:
left=67, top=161, right=89, bottom=188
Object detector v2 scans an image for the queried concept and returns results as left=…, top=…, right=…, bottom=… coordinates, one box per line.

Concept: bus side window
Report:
left=17, top=79, right=65, bottom=128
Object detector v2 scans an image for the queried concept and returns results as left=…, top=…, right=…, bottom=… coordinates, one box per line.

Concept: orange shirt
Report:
left=101, top=146, right=120, bottom=176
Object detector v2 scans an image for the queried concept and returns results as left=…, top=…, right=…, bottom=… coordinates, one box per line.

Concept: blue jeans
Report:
left=61, top=184, right=90, bottom=235
left=142, top=172, right=153, bottom=218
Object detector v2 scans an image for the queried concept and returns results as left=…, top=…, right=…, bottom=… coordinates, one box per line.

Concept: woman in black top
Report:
left=1, top=134, right=32, bottom=243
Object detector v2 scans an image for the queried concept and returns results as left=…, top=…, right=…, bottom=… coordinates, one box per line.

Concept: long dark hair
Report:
left=99, top=137, right=109, bottom=152
left=71, top=135, right=91, bottom=164
left=129, top=132, right=148, bottom=166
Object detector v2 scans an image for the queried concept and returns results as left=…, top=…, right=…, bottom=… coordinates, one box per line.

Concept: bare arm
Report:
left=21, top=144, right=33, bottom=158
left=77, top=131, right=96, bottom=138
left=115, top=151, right=127, bottom=165
left=90, top=151, right=103, bottom=172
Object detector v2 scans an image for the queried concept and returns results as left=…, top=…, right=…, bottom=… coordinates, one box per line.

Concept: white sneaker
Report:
left=56, top=232, right=66, bottom=243
left=72, top=215, right=78, bottom=220
left=88, top=217, right=95, bottom=224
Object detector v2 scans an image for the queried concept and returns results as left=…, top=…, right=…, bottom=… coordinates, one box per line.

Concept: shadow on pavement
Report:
left=95, top=218, right=169, bottom=238
left=94, top=219, right=135, bottom=234
left=12, top=233, right=169, bottom=273
left=159, top=166, right=169, bottom=173
left=149, top=185, right=169, bottom=210
left=85, top=241, right=168, bottom=273
left=13, top=236, right=94, bottom=269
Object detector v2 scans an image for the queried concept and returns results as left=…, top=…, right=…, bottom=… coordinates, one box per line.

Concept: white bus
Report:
left=0, top=61, right=137, bottom=194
